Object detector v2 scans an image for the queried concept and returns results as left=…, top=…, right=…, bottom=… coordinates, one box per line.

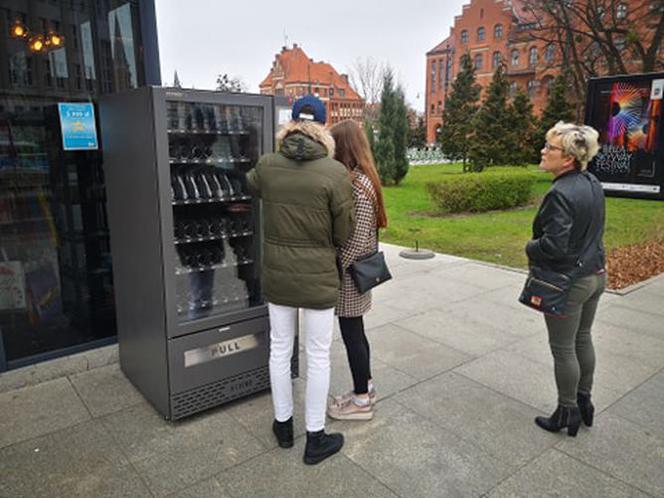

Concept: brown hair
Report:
left=330, top=120, right=388, bottom=228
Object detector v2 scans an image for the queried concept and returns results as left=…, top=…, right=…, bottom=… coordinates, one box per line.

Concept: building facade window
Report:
left=494, top=24, right=503, bottom=39
left=492, top=51, right=502, bottom=69
left=461, top=30, right=469, bottom=44
left=617, top=3, right=628, bottom=19
left=511, top=49, right=520, bottom=66
left=545, top=44, right=555, bottom=63
left=474, top=53, right=483, bottom=70
left=529, top=47, right=538, bottom=67
left=438, top=59, right=444, bottom=90
left=0, top=0, right=160, bottom=372
left=527, top=79, right=540, bottom=96
left=543, top=76, right=554, bottom=94
left=477, top=26, right=485, bottom=42
left=430, top=60, right=436, bottom=92
left=509, top=81, right=519, bottom=96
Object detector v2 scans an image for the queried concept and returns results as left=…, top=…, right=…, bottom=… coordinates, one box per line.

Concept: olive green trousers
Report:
left=544, top=272, right=606, bottom=407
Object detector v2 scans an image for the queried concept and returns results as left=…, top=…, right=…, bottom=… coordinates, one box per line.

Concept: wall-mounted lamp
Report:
left=10, top=20, right=29, bottom=39
left=10, top=20, right=65, bottom=53
left=45, top=32, right=64, bottom=49
left=28, top=34, right=46, bottom=53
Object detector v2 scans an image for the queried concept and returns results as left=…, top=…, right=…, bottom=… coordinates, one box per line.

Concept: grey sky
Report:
left=155, top=0, right=467, bottom=112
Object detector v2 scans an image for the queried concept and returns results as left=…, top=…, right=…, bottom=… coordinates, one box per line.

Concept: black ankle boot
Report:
left=577, top=392, right=594, bottom=427
left=535, top=405, right=582, bottom=437
left=303, top=430, right=344, bottom=465
left=272, top=418, right=294, bottom=448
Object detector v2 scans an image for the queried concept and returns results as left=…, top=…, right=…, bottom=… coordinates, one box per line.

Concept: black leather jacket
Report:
left=526, top=170, right=606, bottom=277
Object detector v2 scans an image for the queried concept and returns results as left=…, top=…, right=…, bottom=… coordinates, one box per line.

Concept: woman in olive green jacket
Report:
left=246, top=96, right=355, bottom=465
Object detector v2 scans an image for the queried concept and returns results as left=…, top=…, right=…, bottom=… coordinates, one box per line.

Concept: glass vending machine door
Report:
left=166, top=101, right=263, bottom=324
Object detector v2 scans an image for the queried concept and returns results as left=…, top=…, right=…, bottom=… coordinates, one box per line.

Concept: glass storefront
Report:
left=0, top=0, right=160, bottom=370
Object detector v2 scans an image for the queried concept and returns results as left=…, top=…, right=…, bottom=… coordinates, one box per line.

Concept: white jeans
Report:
left=268, top=303, right=334, bottom=432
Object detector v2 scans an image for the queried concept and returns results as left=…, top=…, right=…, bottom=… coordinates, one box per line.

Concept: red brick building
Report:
left=425, top=0, right=663, bottom=144
left=426, top=0, right=557, bottom=143
left=260, top=44, right=364, bottom=125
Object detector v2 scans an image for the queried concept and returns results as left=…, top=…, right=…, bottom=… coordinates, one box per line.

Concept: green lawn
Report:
left=381, top=164, right=664, bottom=269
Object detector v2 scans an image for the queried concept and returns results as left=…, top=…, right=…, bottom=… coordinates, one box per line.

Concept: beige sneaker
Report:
left=327, top=396, right=374, bottom=421
left=332, top=387, right=377, bottom=407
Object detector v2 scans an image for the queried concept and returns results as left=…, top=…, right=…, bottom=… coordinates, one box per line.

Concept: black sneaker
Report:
left=272, top=418, right=294, bottom=448
left=303, top=430, right=344, bottom=465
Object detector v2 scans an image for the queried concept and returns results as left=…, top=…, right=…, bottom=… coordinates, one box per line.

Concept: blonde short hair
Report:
left=545, top=121, right=600, bottom=171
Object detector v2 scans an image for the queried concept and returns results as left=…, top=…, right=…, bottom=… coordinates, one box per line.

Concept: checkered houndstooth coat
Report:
left=336, top=172, right=378, bottom=317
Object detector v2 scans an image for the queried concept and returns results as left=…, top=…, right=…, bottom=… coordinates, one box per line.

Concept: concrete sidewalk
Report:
left=1, top=243, right=663, bottom=497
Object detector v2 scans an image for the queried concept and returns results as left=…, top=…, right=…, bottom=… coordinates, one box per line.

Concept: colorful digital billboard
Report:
left=586, top=74, right=664, bottom=199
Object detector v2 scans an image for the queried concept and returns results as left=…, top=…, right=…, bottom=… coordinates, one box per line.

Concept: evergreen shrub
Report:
left=426, top=171, right=537, bottom=214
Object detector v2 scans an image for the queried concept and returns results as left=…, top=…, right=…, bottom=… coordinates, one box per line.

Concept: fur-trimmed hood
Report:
left=276, top=120, right=335, bottom=161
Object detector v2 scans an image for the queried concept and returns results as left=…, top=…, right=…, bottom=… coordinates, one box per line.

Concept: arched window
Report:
left=511, top=49, right=520, bottom=66
left=474, top=53, right=483, bottom=70
left=477, top=26, right=486, bottom=42
left=545, top=44, right=555, bottom=63
left=492, top=51, right=502, bottom=69
left=529, top=47, right=538, bottom=66
left=494, top=24, right=503, bottom=39
left=461, top=30, right=469, bottom=44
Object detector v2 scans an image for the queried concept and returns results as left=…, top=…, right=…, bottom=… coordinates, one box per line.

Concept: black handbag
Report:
left=519, top=266, right=572, bottom=317
left=348, top=226, right=392, bottom=294
left=349, top=250, right=392, bottom=294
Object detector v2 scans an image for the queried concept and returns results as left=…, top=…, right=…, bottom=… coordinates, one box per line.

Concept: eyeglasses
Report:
left=543, top=142, right=564, bottom=152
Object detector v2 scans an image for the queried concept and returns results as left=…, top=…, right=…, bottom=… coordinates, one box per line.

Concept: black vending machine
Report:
left=99, top=87, right=279, bottom=420
left=585, top=72, right=664, bottom=200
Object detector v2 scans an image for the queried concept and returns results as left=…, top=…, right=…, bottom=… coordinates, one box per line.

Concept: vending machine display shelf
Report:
left=175, top=259, right=253, bottom=275
left=171, top=195, right=251, bottom=206
left=174, top=231, right=253, bottom=245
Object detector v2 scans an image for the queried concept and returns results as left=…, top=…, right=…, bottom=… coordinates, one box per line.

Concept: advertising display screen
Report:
left=586, top=74, right=664, bottom=199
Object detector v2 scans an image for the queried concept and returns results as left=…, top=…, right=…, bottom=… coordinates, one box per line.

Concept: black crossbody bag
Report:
left=519, top=175, right=602, bottom=317
left=519, top=266, right=573, bottom=317
left=349, top=227, right=392, bottom=294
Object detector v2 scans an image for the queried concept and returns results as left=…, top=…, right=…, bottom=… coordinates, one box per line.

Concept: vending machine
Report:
left=99, top=87, right=278, bottom=420
left=585, top=73, right=664, bottom=199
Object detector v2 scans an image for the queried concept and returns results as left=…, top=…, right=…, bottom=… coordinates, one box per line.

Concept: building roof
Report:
left=259, top=44, right=362, bottom=100
left=509, top=0, right=538, bottom=23
left=427, top=34, right=454, bottom=56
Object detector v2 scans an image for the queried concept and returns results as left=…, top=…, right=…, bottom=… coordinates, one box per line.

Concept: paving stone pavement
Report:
left=1, top=243, right=663, bottom=498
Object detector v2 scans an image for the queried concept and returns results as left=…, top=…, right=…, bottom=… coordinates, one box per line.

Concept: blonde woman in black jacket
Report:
left=528, top=122, right=605, bottom=437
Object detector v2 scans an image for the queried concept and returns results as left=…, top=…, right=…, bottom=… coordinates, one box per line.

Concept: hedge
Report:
left=426, top=171, right=537, bottom=214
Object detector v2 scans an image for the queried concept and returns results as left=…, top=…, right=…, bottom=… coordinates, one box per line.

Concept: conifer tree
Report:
left=507, top=89, right=538, bottom=165
left=438, top=53, right=481, bottom=171
left=375, top=70, right=397, bottom=184
left=393, top=86, right=410, bottom=184
left=468, top=63, right=511, bottom=171
left=538, top=72, right=576, bottom=140
left=364, top=119, right=377, bottom=158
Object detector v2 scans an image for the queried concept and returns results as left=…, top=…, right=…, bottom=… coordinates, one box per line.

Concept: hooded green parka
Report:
left=247, top=120, right=355, bottom=309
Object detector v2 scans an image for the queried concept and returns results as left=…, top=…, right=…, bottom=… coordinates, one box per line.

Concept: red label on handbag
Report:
left=530, top=295, right=542, bottom=306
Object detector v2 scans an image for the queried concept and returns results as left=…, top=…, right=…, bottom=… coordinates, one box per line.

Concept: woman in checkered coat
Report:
left=327, top=120, right=388, bottom=421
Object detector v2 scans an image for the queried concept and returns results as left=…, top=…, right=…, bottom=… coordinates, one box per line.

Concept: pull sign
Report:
left=184, top=333, right=262, bottom=367
left=58, top=102, right=99, bottom=151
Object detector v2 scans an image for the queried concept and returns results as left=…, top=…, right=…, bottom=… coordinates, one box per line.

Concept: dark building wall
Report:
left=0, top=0, right=160, bottom=371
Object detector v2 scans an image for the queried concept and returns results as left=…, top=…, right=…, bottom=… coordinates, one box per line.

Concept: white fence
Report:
left=407, top=147, right=449, bottom=165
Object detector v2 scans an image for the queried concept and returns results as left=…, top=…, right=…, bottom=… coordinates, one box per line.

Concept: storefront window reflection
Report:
left=0, top=0, right=153, bottom=369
